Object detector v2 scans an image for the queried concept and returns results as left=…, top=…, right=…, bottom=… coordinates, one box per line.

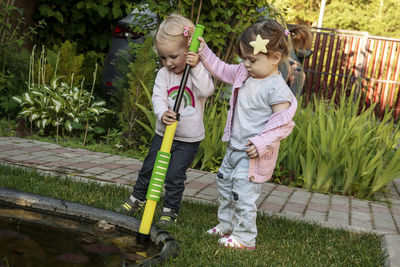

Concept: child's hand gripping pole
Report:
left=137, top=25, right=205, bottom=245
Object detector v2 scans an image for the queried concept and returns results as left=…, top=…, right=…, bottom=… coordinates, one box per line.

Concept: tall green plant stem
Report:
left=82, top=64, right=98, bottom=146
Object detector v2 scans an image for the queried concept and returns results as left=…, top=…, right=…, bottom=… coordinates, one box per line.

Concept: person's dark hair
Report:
left=238, top=19, right=290, bottom=62
left=288, top=24, right=312, bottom=52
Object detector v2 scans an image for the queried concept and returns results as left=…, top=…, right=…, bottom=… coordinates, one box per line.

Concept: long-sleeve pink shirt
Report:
left=152, top=62, right=214, bottom=142
left=199, top=44, right=297, bottom=183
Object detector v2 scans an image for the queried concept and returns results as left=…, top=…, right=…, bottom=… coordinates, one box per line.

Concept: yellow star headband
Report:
left=249, top=34, right=270, bottom=55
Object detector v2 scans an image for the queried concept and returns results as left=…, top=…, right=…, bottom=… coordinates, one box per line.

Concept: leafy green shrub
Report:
left=277, top=89, right=400, bottom=199
left=0, top=1, right=44, bottom=119
left=0, top=47, right=30, bottom=119
left=43, top=41, right=85, bottom=86
left=33, top=0, right=141, bottom=52
left=111, top=36, right=158, bottom=148
left=40, top=41, right=104, bottom=94
left=13, top=47, right=109, bottom=143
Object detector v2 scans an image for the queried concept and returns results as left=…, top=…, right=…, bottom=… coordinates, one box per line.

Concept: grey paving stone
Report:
left=288, top=190, right=311, bottom=203
left=95, top=172, right=122, bottom=181
left=382, top=235, right=400, bottom=267
left=351, top=211, right=371, bottom=221
left=283, top=202, right=307, bottom=213
left=262, top=182, right=276, bottom=191
left=303, top=209, right=326, bottom=223
left=269, top=189, right=291, bottom=198
left=351, top=198, right=370, bottom=207
left=331, top=195, right=349, bottom=208
left=84, top=167, right=109, bottom=174
left=7, top=154, right=45, bottom=162
left=394, top=214, right=400, bottom=231
left=327, top=210, right=349, bottom=225
left=275, top=184, right=294, bottom=193
left=0, top=150, right=30, bottom=157
left=325, top=218, right=349, bottom=228
left=351, top=218, right=373, bottom=231
left=122, top=172, right=138, bottom=179
left=308, top=192, right=329, bottom=204
left=75, top=173, right=97, bottom=178
left=35, top=155, right=68, bottom=163
left=57, top=157, right=83, bottom=164
left=99, top=155, right=126, bottom=162
left=186, top=169, right=207, bottom=180
left=375, top=227, right=398, bottom=235
left=29, top=151, right=57, bottom=157
left=265, top=195, right=287, bottom=205
left=39, top=143, right=62, bottom=149
left=185, top=173, right=200, bottom=183
left=391, top=199, right=400, bottom=208
left=114, top=158, right=143, bottom=166
left=35, top=165, right=61, bottom=171
left=88, top=158, right=114, bottom=164
left=278, top=210, right=304, bottom=221
left=256, top=190, right=272, bottom=208
left=109, top=168, right=136, bottom=175
left=374, top=216, right=397, bottom=229
left=199, top=187, right=219, bottom=197
left=260, top=200, right=283, bottom=210
left=79, top=154, right=107, bottom=160
left=68, top=162, right=99, bottom=171
left=197, top=173, right=216, bottom=184
left=183, top=187, right=201, bottom=197
left=12, top=142, right=37, bottom=147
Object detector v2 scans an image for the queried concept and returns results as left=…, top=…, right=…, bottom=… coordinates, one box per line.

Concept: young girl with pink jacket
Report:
left=198, top=19, right=298, bottom=249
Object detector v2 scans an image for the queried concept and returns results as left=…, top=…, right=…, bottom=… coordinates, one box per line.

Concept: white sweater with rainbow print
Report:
left=152, top=62, right=214, bottom=142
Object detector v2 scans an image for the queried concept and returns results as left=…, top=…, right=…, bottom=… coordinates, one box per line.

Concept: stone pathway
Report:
left=0, top=136, right=399, bottom=266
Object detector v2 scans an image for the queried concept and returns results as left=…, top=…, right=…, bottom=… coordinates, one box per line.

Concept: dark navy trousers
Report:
left=132, top=134, right=200, bottom=213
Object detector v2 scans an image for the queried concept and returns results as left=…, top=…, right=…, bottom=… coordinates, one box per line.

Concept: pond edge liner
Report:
left=0, top=187, right=179, bottom=266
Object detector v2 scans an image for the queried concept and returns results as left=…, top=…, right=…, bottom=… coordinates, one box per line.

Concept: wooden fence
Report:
left=303, top=27, right=400, bottom=119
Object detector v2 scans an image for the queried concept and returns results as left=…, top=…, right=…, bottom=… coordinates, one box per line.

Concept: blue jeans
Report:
left=215, top=145, right=261, bottom=247
left=133, top=134, right=200, bottom=213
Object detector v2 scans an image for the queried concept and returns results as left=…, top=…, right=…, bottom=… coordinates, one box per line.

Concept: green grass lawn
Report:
left=0, top=164, right=386, bottom=266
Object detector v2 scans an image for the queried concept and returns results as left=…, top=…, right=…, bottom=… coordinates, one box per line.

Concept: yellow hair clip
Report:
left=249, top=34, right=270, bottom=55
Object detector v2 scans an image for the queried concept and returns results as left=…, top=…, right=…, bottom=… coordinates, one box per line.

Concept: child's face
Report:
left=156, top=39, right=187, bottom=75
left=239, top=43, right=281, bottom=79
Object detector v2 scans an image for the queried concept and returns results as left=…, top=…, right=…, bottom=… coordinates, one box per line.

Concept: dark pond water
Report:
left=0, top=204, right=159, bottom=267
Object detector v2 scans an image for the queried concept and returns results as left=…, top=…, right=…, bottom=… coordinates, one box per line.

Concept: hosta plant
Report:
left=13, top=46, right=108, bottom=143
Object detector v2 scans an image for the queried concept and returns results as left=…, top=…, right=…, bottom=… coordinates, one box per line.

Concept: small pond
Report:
left=0, top=188, right=178, bottom=267
left=0, top=204, right=157, bottom=266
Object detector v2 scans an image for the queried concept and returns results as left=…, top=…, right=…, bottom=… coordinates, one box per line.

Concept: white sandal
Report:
left=218, top=235, right=255, bottom=250
left=205, top=226, right=225, bottom=237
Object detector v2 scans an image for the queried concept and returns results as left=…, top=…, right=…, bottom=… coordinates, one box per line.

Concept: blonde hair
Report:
left=155, top=14, right=195, bottom=47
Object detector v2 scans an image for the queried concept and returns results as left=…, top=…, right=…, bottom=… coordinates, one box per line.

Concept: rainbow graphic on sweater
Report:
left=168, top=86, right=195, bottom=108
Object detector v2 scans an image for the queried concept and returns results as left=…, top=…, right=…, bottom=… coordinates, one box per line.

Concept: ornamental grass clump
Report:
left=277, top=88, right=400, bottom=199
